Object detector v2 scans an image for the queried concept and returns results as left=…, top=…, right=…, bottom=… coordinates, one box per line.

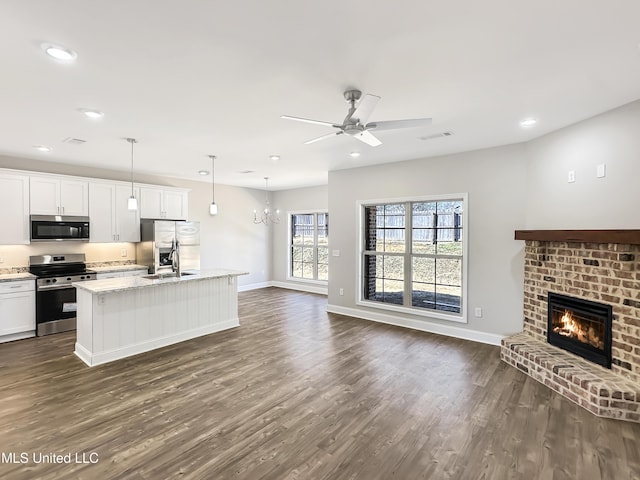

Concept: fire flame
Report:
left=559, top=310, right=578, bottom=335
left=553, top=309, right=604, bottom=349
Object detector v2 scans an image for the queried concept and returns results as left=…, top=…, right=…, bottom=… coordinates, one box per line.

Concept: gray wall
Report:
left=327, top=144, right=528, bottom=338
left=525, top=100, right=640, bottom=229
left=0, top=154, right=271, bottom=287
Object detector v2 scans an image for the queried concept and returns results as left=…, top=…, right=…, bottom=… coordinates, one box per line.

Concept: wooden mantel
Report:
left=514, top=229, right=640, bottom=245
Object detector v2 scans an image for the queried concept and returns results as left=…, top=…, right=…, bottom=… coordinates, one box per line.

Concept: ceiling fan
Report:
left=281, top=89, right=432, bottom=147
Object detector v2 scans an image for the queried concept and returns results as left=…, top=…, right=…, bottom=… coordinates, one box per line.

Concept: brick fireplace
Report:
left=501, top=230, right=640, bottom=422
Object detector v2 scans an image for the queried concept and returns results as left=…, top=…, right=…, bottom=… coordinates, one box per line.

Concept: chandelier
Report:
left=253, top=177, right=280, bottom=225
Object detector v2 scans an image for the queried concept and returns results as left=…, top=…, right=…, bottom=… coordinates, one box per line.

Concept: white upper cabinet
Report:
left=139, top=186, right=188, bottom=220
left=163, top=190, right=188, bottom=220
left=89, top=182, right=140, bottom=243
left=30, top=176, right=89, bottom=216
left=114, top=184, right=141, bottom=242
left=0, top=172, right=30, bottom=245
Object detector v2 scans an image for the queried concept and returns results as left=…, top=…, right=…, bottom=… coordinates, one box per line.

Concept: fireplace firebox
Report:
left=547, top=292, right=612, bottom=368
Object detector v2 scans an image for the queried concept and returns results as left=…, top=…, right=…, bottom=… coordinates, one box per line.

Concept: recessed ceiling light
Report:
left=520, top=118, right=537, bottom=128
left=42, top=43, right=77, bottom=61
left=269, top=155, right=280, bottom=161
left=33, top=145, right=52, bottom=152
left=349, top=151, right=361, bottom=158
left=79, top=108, right=104, bottom=119
left=198, top=170, right=210, bottom=176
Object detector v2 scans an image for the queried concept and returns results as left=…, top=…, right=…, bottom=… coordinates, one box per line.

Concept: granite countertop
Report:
left=89, top=264, right=149, bottom=274
left=73, top=269, right=249, bottom=294
left=0, top=272, right=36, bottom=283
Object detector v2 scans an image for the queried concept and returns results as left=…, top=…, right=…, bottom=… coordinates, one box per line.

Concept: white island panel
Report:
left=75, top=271, right=245, bottom=366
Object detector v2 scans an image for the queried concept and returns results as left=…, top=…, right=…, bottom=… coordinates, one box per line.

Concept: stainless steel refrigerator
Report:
left=136, top=220, right=200, bottom=274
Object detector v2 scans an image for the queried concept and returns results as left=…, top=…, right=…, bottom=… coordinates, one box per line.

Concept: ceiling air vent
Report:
left=419, top=131, right=453, bottom=141
left=62, top=137, right=87, bottom=145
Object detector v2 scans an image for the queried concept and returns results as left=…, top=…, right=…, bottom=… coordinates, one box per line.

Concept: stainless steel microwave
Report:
left=30, top=215, right=90, bottom=242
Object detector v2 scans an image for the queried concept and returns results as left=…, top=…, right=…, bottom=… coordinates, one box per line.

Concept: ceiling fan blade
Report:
left=366, top=118, right=432, bottom=131
left=350, top=94, right=381, bottom=124
left=280, top=115, right=339, bottom=127
left=354, top=130, right=382, bottom=147
left=304, top=131, right=343, bottom=145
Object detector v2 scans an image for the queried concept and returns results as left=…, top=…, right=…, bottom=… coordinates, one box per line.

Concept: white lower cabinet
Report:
left=0, top=280, right=35, bottom=341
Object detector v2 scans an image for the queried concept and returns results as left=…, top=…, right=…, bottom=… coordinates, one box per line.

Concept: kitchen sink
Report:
left=143, top=273, right=176, bottom=280
left=143, top=271, right=197, bottom=280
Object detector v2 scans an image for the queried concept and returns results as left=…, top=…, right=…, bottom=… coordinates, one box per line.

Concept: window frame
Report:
left=356, top=193, right=468, bottom=324
left=287, top=210, right=329, bottom=284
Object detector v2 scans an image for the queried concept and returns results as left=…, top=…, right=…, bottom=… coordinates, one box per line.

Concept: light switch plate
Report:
left=568, top=170, right=576, bottom=183
left=596, top=164, right=606, bottom=178
left=332, top=250, right=340, bottom=257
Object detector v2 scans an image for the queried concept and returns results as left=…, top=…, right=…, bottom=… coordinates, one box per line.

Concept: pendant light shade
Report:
left=208, top=155, right=218, bottom=216
left=126, top=138, right=138, bottom=211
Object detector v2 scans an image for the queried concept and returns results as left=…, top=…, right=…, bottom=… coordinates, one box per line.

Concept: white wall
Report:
left=525, top=100, right=640, bottom=229
left=0, top=155, right=270, bottom=287
left=327, top=144, right=528, bottom=341
left=271, top=185, right=328, bottom=292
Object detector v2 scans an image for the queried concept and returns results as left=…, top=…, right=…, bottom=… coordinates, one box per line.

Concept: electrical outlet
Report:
left=120, top=249, right=127, bottom=257
left=474, top=307, right=483, bottom=318
left=0, top=256, right=4, bottom=263
left=339, top=288, right=344, bottom=296
left=596, top=164, right=606, bottom=178
left=568, top=170, right=576, bottom=183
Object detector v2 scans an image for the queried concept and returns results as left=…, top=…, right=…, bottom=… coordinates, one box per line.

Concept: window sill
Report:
left=356, top=299, right=467, bottom=324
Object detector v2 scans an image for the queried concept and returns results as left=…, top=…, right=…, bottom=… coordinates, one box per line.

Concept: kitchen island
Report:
left=73, top=269, right=248, bottom=366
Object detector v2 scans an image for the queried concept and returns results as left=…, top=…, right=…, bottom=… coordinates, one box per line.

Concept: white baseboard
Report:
left=239, top=281, right=328, bottom=295
left=271, top=281, right=328, bottom=295
left=238, top=281, right=271, bottom=292
left=0, top=331, right=35, bottom=344
left=326, top=304, right=504, bottom=346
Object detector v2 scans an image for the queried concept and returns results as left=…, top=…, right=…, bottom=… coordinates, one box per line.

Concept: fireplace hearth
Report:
left=547, top=292, right=612, bottom=369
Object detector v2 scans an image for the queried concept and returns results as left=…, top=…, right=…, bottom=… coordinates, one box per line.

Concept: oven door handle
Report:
left=36, top=284, right=75, bottom=292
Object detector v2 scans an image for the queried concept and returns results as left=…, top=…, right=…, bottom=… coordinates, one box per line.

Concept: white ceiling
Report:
left=1, top=1, right=640, bottom=190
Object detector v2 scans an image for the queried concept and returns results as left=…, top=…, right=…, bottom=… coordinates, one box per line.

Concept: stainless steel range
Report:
left=29, top=254, right=96, bottom=336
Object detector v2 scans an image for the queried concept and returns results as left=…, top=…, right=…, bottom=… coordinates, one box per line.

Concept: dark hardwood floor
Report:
left=1, top=287, right=639, bottom=480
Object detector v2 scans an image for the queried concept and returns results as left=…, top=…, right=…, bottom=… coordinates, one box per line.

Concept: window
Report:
left=290, top=212, right=328, bottom=282
left=360, top=196, right=466, bottom=321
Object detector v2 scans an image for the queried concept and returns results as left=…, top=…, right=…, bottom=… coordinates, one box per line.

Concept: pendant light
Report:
left=208, top=155, right=218, bottom=216
left=126, top=138, right=138, bottom=210
left=253, top=177, right=280, bottom=225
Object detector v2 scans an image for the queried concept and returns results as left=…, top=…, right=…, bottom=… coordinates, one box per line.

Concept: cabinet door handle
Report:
left=62, top=206, right=65, bottom=214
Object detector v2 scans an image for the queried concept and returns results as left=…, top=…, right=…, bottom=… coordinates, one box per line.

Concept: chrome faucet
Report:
left=170, top=238, right=181, bottom=277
